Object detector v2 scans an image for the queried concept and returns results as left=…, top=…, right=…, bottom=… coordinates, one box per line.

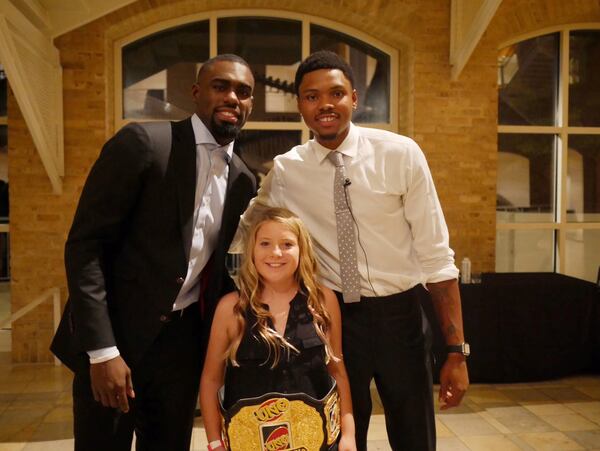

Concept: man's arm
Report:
left=66, top=124, right=150, bottom=350
left=427, top=279, right=469, bottom=410
left=400, top=141, right=469, bottom=408
left=66, top=124, right=151, bottom=411
left=230, top=166, right=280, bottom=253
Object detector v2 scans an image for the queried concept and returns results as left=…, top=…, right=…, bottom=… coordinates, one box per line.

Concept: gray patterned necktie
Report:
left=327, top=151, right=361, bottom=303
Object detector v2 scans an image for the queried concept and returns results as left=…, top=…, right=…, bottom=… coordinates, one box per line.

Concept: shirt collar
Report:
left=312, top=122, right=359, bottom=164
left=191, top=113, right=234, bottom=160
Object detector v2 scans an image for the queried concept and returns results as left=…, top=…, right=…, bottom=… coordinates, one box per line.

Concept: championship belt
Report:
left=219, top=377, right=340, bottom=451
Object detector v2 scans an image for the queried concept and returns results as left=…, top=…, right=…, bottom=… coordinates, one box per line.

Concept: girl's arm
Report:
left=199, top=292, right=239, bottom=448
left=323, top=288, right=357, bottom=451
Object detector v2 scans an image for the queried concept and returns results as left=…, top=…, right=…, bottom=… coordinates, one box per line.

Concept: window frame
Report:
left=0, top=63, right=5, bottom=126
left=497, top=24, right=600, bottom=277
left=113, top=9, right=399, bottom=144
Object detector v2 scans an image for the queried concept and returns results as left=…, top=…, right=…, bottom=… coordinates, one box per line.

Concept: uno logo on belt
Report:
left=254, top=398, right=290, bottom=423
left=264, top=426, right=290, bottom=451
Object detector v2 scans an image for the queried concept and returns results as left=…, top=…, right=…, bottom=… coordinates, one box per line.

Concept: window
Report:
left=122, top=22, right=210, bottom=120
left=117, top=13, right=397, bottom=180
left=0, top=65, right=9, bottom=281
left=0, top=66, right=6, bottom=117
left=497, top=28, right=600, bottom=282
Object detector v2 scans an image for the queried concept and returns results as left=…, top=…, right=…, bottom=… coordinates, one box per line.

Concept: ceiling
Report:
left=14, top=0, right=137, bottom=38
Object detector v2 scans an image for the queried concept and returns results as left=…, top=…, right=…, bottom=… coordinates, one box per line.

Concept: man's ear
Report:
left=352, top=89, right=358, bottom=110
left=191, top=83, right=200, bottom=102
left=248, top=95, right=254, bottom=115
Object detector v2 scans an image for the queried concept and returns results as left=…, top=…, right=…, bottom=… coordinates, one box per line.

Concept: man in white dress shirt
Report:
left=51, top=54, right=257, bottom=451
left=246, top=50, right=469, bottom=450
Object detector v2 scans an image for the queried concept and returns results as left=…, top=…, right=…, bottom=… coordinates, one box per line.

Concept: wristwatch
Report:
left=446, top=342, right=470, bottom=357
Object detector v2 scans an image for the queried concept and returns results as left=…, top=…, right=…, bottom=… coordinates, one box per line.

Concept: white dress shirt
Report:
left=88, top=114, right=232, bottom=363
left=253, top=122, right=458, bottom=297
left=172, top=114, right=232, bottom=311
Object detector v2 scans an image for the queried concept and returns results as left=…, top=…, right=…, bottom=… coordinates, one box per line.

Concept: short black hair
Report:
left=196, top=54, right=252, bottom=81
left=294, top=50, right=355, bottom=96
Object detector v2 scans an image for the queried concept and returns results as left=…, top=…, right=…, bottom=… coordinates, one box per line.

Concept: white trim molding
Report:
left=0, top=1, right=63, bottom=194
left=450, top=0, right=503, bottom=81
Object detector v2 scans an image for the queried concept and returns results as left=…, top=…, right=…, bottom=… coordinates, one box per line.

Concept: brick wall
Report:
left=8, top=0, right=600, bottom=362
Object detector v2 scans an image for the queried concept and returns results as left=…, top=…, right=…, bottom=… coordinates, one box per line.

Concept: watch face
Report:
left=463, top=343, right=471, bottom=356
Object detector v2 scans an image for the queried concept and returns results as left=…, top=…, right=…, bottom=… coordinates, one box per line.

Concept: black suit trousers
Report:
left=72, top=304, right=203, bottom=451
left=336, top=286, right=435, bottom=451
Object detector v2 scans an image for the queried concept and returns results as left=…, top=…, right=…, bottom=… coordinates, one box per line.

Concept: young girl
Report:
left=200, top=207, right=356, bottom=451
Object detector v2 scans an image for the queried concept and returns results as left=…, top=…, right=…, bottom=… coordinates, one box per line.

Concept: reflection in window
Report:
left=235, top=130, right=302, bottom=181
left=0, top=89, right=8, bottom=281
left=311, top=25, right=390, bottom=123
left=496, top=229, right=554, bottom=272
left=121, top=17, right=393, bottom=126
left=569, top=31, right=600, bottom=126
left=122, top=22, right=210, bottom=119
left=565, top=229, right=600, bottom=282
left=567, top=135, right=600, bottom=222
left=0, top=125, right=8, bottom=221
left=497, top=134, right=556, bottom=222
left=498, top=34, right=559, bottom=126
left=218, top=17, right=301, bottom=122
left=0, top=66, right=6, bottom=116
left=497, top=28, right=600, bottom=282
left=0, top=125, right=6, bottom=182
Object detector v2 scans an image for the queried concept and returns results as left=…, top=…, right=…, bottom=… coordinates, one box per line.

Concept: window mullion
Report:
left=209, top=15, right=217, bottom=58
left=302, top=20, right=310, bottom=61
left=556, top=30, right=570, bottom=273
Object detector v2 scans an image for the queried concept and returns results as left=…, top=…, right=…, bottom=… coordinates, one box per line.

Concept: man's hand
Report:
left=90, top=356, right=135, bottom=412
left=438, top=354, right=469, bottom=410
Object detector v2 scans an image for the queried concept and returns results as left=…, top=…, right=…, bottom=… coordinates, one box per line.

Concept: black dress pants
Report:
left=72, top=304, right=203, bottom=451
left=336, top=286, right=435, bottom=451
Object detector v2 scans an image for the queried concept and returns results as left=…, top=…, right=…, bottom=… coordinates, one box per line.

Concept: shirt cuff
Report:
left=87, top=346, right=120, bottom=364
left=424, top=266, right=460, bottom=284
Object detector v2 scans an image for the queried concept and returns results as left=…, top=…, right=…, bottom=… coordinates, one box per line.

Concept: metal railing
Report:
left=0, top=287, right=61, bottom=365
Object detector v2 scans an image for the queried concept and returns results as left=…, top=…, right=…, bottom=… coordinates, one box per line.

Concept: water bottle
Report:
left=461, top=257, right=471, bottom=284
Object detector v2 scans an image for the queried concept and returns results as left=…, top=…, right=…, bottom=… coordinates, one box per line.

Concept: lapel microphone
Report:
left=339, top=159, right=351, bottom=187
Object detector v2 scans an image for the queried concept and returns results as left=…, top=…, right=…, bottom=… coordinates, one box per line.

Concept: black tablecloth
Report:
left=421, top=272, right=600, bottom=383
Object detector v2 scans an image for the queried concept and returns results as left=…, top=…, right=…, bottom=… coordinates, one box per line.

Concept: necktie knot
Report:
left=327, top=151, right=344, bottom=167
left=212, top=147, right=229, bottom=162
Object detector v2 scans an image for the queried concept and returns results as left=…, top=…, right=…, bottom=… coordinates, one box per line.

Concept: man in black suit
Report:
left=51, top=54, right=257, bottom=451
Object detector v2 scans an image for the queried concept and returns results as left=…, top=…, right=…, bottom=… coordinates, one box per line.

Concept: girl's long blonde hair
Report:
left=228, top=207, right=335, bottom=367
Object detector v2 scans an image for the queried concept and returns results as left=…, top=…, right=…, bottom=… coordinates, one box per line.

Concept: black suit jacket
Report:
left=51, top=118, right=256, bottom=372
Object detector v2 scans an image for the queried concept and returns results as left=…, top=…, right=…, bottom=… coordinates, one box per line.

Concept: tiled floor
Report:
left=0, top=359, right=599, bottom=450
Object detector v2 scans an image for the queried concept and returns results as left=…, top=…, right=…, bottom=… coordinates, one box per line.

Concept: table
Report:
left=421, top=272, right=600, bottom=383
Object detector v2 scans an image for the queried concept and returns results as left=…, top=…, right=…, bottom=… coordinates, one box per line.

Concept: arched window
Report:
left=496, top=27, right=600, bottom=282
left=0, top=65, right=9, bottom=281
left=116, top=13, right=397, bottom=181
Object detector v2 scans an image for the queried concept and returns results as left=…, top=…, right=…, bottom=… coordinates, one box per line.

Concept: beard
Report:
left=318, top=132, right=339, bottom=141
left=211, top=118, right=242, bottom=143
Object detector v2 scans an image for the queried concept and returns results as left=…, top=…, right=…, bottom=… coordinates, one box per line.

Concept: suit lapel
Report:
left=171, top=118, right=196, bottom=262
left=220, top=154, right=242, bottom=236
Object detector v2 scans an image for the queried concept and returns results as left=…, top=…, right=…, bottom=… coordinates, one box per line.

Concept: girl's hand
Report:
left=338, top=433, right=357, bottom=451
